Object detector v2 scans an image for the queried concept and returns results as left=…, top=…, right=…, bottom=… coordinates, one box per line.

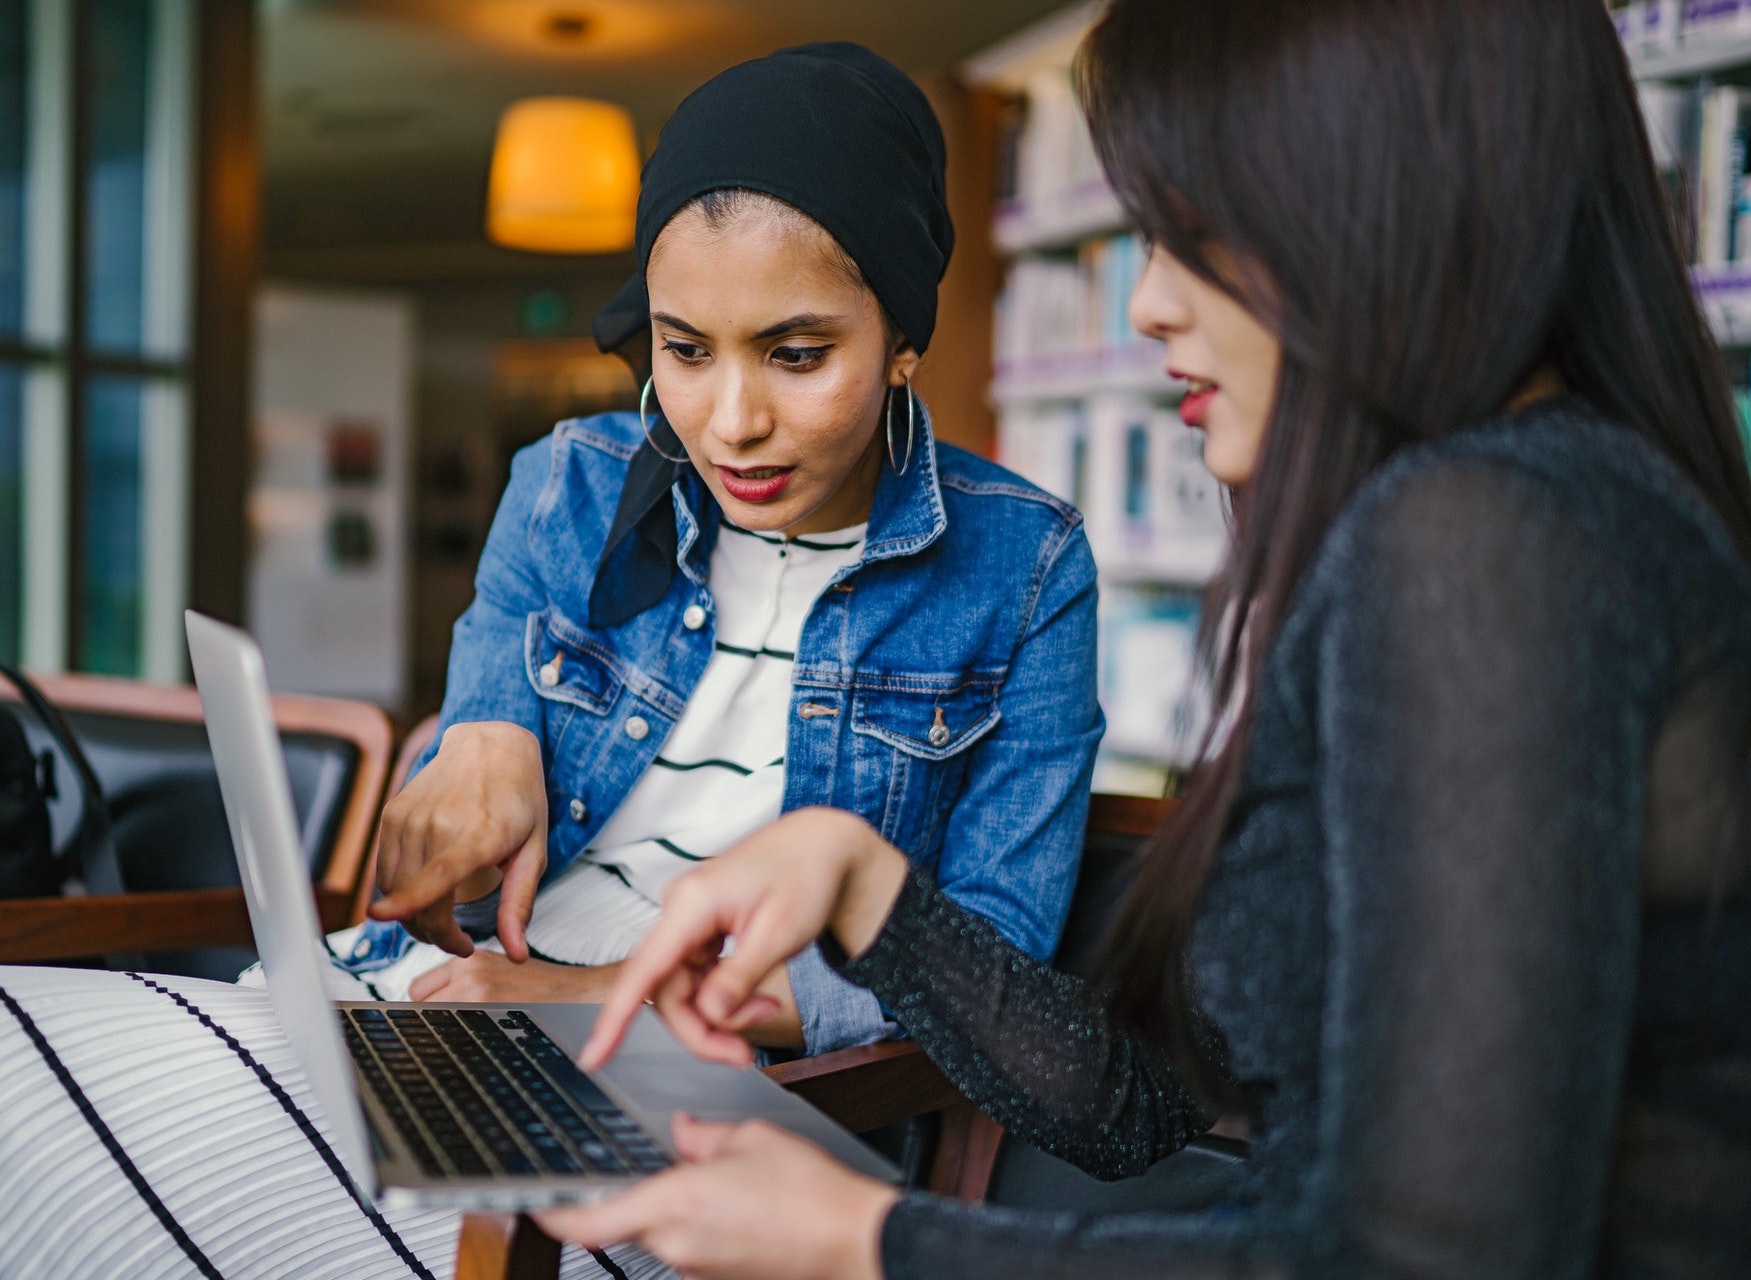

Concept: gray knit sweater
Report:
left=839, top=399, right=1751, bottom=1279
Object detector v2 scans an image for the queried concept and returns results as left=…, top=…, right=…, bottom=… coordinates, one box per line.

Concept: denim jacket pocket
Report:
left=850, top=675, right=1002, bottom=853
left=525, top=608, right=624, bottom=715
left=851, top=676, right=1001, bottom=758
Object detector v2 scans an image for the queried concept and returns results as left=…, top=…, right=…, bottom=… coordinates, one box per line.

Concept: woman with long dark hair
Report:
left=542, top=0, right=1751, bottom=1276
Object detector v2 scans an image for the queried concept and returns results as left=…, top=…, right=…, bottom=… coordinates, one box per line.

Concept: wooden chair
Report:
left=977, top=794, right=1250, bottom=1213
left=0, top=670, right=393, bottom=970
left=456, top=792, right=1178, bottom=1280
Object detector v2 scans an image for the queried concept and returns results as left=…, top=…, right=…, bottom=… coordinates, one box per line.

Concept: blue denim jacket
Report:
left=339, top=408, right=1103, bottom=1053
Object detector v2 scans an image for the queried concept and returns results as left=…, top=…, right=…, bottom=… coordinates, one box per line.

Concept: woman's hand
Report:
left=367, top=721, right=548, bottom=961
left=584, top=807, right=908, bottom=1070
left=535, top=1113, right=898, bottom=1280
left=408, top=952, right=621, bottom=1004
left=411, top=950, right=808, bottom=1048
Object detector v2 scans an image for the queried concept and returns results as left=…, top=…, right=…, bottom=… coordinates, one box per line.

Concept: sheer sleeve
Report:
left=837, top=867, right=1213, bottom=1178
left=852, top=451, right=1671, bottom=1279
left=1290, top=459, right=1657, bottom=1276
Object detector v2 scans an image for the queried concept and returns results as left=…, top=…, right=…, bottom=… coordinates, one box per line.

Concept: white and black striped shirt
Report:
left=547, top=520, right=868, bottom=955
left=295, top=520, right=867, bottom=1001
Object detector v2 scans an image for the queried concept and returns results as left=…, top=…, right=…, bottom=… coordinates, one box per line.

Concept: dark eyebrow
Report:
left=753, top=313, right=841, bottom=340
left=651, top=311, right=844, bottom=341
left=651, top=311, right=707, bottom=338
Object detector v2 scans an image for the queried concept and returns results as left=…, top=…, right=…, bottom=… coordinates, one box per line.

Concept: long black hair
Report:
left=1080, top=0, right=1751, bottom=1104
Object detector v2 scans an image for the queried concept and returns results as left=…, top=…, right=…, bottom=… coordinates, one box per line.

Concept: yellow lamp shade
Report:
left=487, top=97, right=640, bottom=253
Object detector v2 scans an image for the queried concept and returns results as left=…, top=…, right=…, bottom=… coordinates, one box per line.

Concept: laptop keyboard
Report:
left=340, top=1006, right=672, bottom=1180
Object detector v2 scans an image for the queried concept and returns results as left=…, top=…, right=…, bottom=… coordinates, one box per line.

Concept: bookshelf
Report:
left=1617, top=4, right=1751, bottom=347
left=1614, top=1, right=1751, bottom=457
left=965, top=5, right=1218, bottom=793
left=992, top=179, right=1126, bottom=254
left=957, top=1, right=1751, bottom=796
left=1631, top=33, right=1751, bottom=79
left=1694, top=263, right=1751, bottom=345
left=991, top=340, right=1183, bottom=405
left=1624, top=0, right=1751, bottom=80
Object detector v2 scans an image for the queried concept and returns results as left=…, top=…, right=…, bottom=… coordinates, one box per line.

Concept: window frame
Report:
left=1, top=0, right=196, bottom=679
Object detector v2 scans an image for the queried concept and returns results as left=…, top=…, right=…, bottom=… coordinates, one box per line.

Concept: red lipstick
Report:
left=717, top=465, right=794, bottom=503
left=1171, top=370, right=1218, bottom=429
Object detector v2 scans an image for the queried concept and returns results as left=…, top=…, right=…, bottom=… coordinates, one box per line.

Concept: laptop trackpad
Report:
left=521, top=1003, right=898, bottom=1183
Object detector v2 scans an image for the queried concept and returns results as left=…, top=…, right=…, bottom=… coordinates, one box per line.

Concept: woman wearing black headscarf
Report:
left=357, top=38, right=1101, bottom=1063
left=0, top=44, right=1105, bottom=1280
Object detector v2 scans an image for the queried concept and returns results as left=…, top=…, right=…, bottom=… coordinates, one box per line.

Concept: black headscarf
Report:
left=587, top=42, right=954, bottom=628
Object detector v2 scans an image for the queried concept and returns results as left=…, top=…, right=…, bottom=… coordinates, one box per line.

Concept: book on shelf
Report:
left=1099, top=588, right=1206, bottom=769
left=1008, top=67, right=1106, bottom=219
left=1633, top=79, right=1751, bottom=268
left=1614, top=1, right=1751, bottom=56
left=1614, top=1, right=1682, bottom=55
left=1640, top=80, right=1689, bottom=235
left=998, top=401, right=1087, bottom=508
left=993, top=232, right=1148, bottom=369
left=994, top=95, right=1026, bottom=206
left=1697, top=84, right=1751, bottom=265
left=1677, top=0, right=1751, bottom=47
left=999, top=397, right=1227, bottom=584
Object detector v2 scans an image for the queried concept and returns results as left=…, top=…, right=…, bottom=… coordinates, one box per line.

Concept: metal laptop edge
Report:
left=184, top=609, right=897, bottom=1212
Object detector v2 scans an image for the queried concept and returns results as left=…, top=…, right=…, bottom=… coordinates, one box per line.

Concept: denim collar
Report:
left=860, top=405, right=947, bottom=565
left=587, top=405, right=947, bottom=628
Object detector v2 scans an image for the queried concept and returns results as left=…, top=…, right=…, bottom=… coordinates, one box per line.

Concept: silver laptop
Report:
left=185, top=609, right=896, bottom=1211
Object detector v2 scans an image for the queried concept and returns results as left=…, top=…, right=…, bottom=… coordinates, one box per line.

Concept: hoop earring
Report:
left=886, top=375, right=916, bottom=476
left=640, top=377, right=689, bottom=464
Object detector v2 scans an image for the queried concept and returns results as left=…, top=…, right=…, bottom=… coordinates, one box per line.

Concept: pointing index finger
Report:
left=494, top=829, right=545, bottom=964
left=582, top=913, right=721, bottom=1069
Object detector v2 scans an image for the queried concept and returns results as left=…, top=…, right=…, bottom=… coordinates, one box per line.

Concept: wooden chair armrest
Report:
left=0, top=885, right=355, bottom=963
left=765, top=1039, right=1002, bottom=1200
left=758, top=1039, right=964, bottom=1134
left=0, top=889, right=253, bottom=961
left=455, top=1213, right=562, bottom=1280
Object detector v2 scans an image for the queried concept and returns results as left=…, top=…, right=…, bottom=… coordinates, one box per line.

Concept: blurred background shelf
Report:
left=1616, top=4, right=1751, bottom=447
left=1100, top=731, right=1197, bottom=770
left=1630, top=35, right=1751, bottom=80
left=991, top=342, right=1182, bottom=404
left=992, top=181, right=1126, bottom=254
left=1693, top=264, right=1751, bottom=346
left=967, top=5, right=1220, bottom=792
left=1098, top=540, right=1226, bottom=590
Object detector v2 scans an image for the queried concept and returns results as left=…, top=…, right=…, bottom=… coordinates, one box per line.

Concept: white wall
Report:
left=249, top=285, right=413, bottom=708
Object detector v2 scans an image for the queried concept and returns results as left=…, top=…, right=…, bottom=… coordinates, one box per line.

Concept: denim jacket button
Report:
left=682, top=604, right=707, bottom=631
left=569, top=797, right=588, bottom=823
left=929, top=723, right=952, bottom=747
left=624, top=715, right=650, bottom=740
left=539, top=659, right=561, bottom=687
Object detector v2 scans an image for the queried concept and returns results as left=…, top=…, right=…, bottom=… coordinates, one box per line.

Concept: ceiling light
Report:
left=486, top=97, right=639, bottom=254
left=545, top=12, right=592, bottom=41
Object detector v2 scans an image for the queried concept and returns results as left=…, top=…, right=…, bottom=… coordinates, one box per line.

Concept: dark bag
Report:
left=0, top=702, right=57, bottom=897
left=0, top=665, right=123, bottom=900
